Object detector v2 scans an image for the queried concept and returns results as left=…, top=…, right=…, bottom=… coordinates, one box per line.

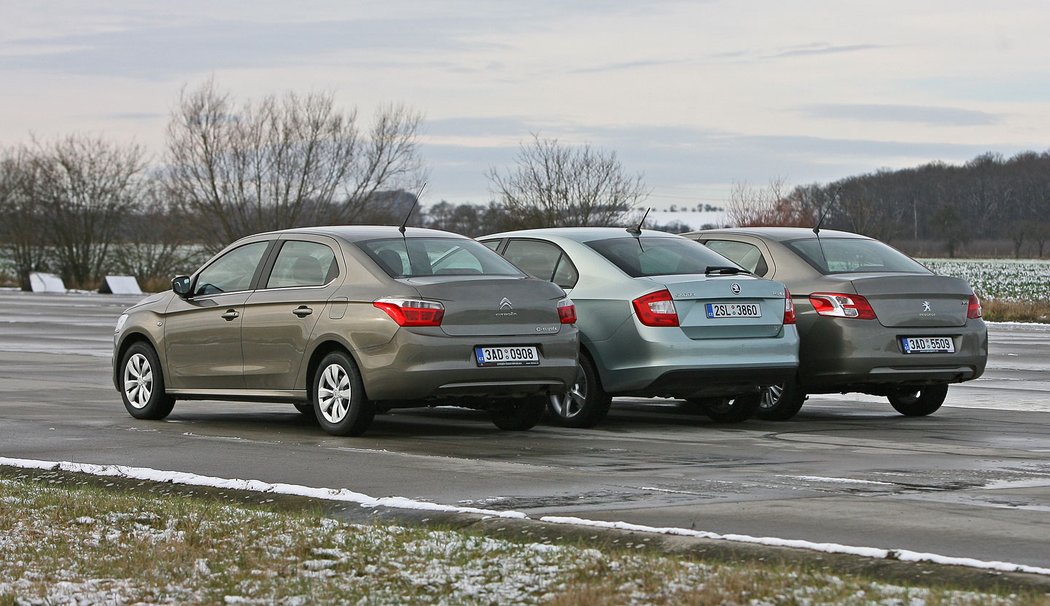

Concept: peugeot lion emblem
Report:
left=922, top=301, right=932, bottom=312
left=731, top=283, right=741, bottom=295
left=499, top=297, right=513, bottom=311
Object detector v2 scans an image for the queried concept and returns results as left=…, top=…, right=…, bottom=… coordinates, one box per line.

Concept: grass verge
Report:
left=982, top=299, right=1050, bottom=323
left=1, top=470, right=1048, bottom=605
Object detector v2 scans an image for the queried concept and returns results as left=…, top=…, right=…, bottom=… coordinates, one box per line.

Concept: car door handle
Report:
left=292, top=306, right=313, bottom=318
left=221, top=309, right=240, bottom=321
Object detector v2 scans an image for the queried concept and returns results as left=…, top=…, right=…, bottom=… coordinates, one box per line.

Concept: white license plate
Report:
left=706, top=302, right=762, bottom=318
left=901, top=337, right=955, bottom=354
left=475, top=346, right=540, bottom=367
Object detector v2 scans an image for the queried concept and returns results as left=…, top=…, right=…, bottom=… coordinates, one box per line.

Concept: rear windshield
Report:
left=585, top=236, right=742, bottom=278
left=358, top=237, right=525, bottom=278
left=785, top=237, right=931, bottom=275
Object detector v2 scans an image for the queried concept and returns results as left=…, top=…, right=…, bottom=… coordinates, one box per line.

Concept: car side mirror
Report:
left=171, top=275, right=192, bottom=298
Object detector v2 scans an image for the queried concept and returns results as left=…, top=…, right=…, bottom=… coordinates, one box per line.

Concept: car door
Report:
left=240, top=237, right=342, bottom=390
left=163, top=240, right=273, bottom=390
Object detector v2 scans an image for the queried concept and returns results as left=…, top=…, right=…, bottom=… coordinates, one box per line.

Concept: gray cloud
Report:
left=802, top=103, right=1002, bottom=127
left=0, top=17, right=485, bottom=80
left=770, top=43, right=886, bottom=59
left=106, top=112, right=167, bottom=121
left=568, top=58, right=690, bottom=75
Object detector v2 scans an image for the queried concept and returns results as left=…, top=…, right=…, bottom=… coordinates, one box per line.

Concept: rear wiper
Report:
left=705, top=266, right=749, bottom=275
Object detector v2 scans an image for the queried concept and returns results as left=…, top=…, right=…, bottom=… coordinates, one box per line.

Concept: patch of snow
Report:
left=780, top=475, right=895, bottom=486
left=987, top=321, right=1050, bottom=330
left=0, top=456, right=528, bottom=520
left=536, top=515, right=1050, bottom=576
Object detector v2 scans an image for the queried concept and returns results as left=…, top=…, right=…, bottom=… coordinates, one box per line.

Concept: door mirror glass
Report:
left=171, top=275, right=192, bottom=297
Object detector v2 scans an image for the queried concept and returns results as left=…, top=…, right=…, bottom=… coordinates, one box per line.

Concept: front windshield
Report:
left=785, top=237, right=931, bottom=275
left=358, top=237, right=525, bottom=278
left=585, top=236, right=743, bottom=278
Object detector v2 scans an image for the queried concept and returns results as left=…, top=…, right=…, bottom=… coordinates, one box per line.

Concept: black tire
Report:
left=547, top=355, right=611, bottom=428
left=312, top=351, right=375, bottom=436
left=119, top=342, right=176, bottom=420
left=888, top=384, right=948, bottom=417
left=491, top=397, right=547, bottom=431
left=756, top=379, right=807, bottom=421
left=690, top=393, right=762, bottom=423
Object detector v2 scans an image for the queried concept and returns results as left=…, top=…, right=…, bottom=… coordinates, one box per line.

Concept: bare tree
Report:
left=425, top=200, right=509, bottom=237
left=726, top=177, right=818, bottom=227
left=30, top=136, right=147, bottom=289
left=486, top=134, right=647, bottom=229
left=111, top=179, right=204, bottom=290
left=1032, top=221, right=1050, bottom=258
left=342, top=103, right=426, bottom=223
left=165, top=80, right=424, bottom=250
left=0, top=146, right=51, bottom=289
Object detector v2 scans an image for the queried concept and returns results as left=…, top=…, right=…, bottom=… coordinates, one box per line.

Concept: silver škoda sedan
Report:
left=481, top=227, right=799, bottom=427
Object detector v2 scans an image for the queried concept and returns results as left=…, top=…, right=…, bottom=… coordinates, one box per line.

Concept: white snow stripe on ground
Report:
left=0, top=457, right=527, bottom=519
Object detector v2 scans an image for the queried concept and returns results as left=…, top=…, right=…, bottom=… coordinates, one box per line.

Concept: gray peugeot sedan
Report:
left=113, top=226, right=579, bottom=436
left=480, top=227, right=799, bottom=426
left=686, top=227, right=988, bottom=419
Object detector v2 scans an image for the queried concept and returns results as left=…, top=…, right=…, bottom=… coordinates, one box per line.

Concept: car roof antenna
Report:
left=399, top=182, right=427, bottom=235
left=813, top=202, right=832, bottom=236
left=813, top=201, right=833, bottom=271
left=626, top=207, right=651, bottom=237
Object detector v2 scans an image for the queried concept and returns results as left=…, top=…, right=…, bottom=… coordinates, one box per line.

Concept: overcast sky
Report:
left=2, top=1, right=1048, bottom=208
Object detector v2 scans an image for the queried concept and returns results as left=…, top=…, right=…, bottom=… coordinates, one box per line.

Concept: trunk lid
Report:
left=845, top=273, right=973, bottom=328
left=404, top=275, right=568, bottom=337
left=656, top=274, right=787, bottom=339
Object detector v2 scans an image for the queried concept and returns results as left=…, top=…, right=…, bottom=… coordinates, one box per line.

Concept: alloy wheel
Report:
left=317, top=363, right=352, bottom=423
left=123, top=353, right=153, bottom=409
left=550, top=366, right=587, bottom=418
left=760, top=384, right=783, bottom=410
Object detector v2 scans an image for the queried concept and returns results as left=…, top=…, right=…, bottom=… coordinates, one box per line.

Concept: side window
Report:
left=551, top=255, right=579, bottom=289
left=266, top=241, right=338, bottom=289
left=481, top=239, right=501, bottom=251
left=705, top=240, right=768, bottom=276
left=194, top=241, right=271, bottom=296
left=503, top=238, right=579, bottom=285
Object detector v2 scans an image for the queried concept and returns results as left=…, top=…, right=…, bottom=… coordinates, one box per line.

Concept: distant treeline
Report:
left=732, top=152, right=1050, bottom=258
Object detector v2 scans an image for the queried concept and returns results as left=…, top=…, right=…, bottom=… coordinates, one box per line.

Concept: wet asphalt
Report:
left=1, top=289, right=1049, bottom=573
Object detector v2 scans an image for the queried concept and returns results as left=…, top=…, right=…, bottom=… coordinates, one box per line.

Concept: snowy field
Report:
left=921, top=259, right=1050, bottom=302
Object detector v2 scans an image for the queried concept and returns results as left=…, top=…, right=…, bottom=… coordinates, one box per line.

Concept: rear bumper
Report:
left=357, top=327, right=579, bottom=402
left=639, top=365, right=798, bottom=399
left=588, top=319, right=800, bottom=397
left=798, top=317, right=988, bottom=392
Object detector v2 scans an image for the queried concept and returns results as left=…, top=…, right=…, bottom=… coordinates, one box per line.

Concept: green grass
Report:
left=1, top=472, right=1047, bottom=605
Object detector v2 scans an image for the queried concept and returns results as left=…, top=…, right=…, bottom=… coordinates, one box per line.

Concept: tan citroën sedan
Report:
left=113, top=226, right=579, bottom=436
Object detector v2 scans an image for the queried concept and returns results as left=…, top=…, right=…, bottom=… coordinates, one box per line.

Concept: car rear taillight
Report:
left=557, top=298, right=576, bottom=324
left=632, top=289, right=679, bottom=327
left=783, top=288, right=796, bottom=325
left=967, top=292, right=983, bottom=320
left=809, top=292, right=876, bottom=320
left=373, top=297, right=444, bottom=327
